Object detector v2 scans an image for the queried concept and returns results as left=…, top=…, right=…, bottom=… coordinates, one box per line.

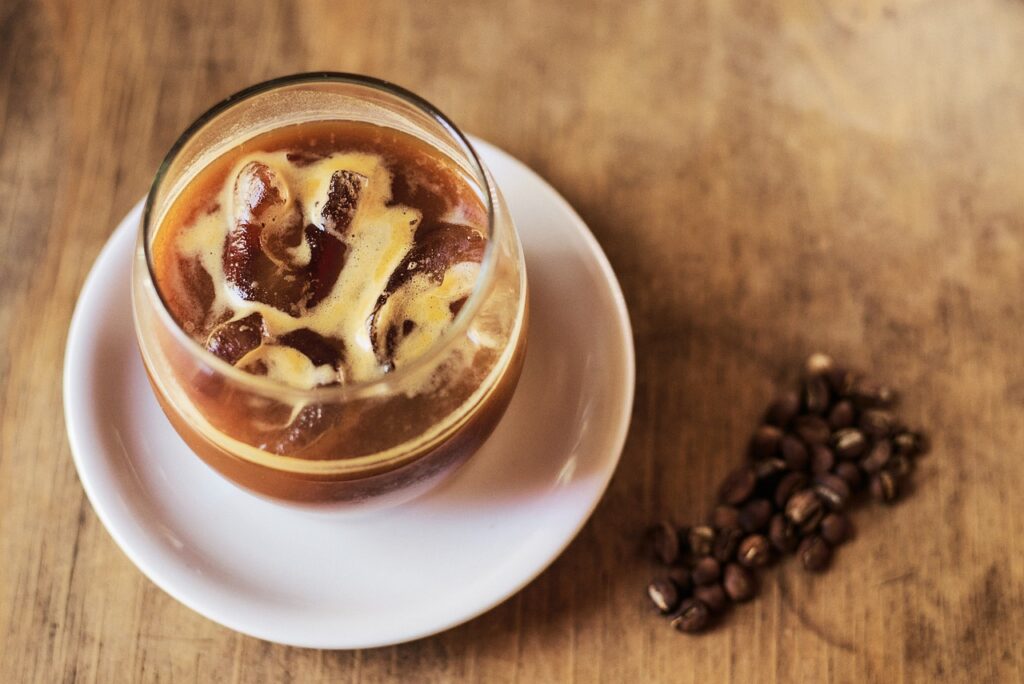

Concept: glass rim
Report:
left=140, top=71, right=499, bottom=402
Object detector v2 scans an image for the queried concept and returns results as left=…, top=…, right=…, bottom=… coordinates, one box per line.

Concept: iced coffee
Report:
left=133, top=75, right=527, bottom=506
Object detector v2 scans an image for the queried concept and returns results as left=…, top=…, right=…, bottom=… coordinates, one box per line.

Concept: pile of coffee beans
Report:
left=646, top=354, right=929, bottom=633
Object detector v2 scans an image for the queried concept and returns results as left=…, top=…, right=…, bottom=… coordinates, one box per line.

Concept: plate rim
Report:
left=63, top=137, right=636, bottom=648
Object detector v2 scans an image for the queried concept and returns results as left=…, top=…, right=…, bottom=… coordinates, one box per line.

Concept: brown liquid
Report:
left=144, top=332, right=526, bottom=504
left=145, top=121, right=527, bottom=504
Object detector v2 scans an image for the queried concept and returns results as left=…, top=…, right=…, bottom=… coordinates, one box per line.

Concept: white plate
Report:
left=63, top=139, right=635, bottom=649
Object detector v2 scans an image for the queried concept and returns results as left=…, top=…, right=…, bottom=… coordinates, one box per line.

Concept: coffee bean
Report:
left=737, top=534, right=772, bottom=568
left=888, top=455, right=913, bottom=478
left=649, top=521, right=681, bottom=565
left=833, top=461, right=864, bottom=490
left=648, top=578, right=680, bottom=614
left=860, top=440, right=892, bottom=474
left=670, top=598, right=710, bottom=633
left=751, top=425, right=784, bottom=459
left=804, top=353, right=836, bottom=377
left=859, top=409, right=895, bottom=439
left=786, top=485, right=819, bottom=524
left=785, top=489, right=823, bottom=529
left=893, top=430, right=928, bottom=457
left=765, top=391, right=800, bottom=428
left=768, top=513, right=799, bottom=553
left=820, top=513, right=850, bottom=545
left=832, top=428, right=868, bottom=459
left=850, top=381, right=896, bottom=409
left=810, top=445, right=836, bottom=474
left=718, top=467, right=756, bottom=505
left=794, top=415, right=831, bottom=445
left=870, top=471, right=899, bottom=504
left=828, top=400, right=855, bottom=430
left=798, top=535, right=832, bottom=572
left=692, top=557, right=721, bottom=586
left=666, top=567, right=694, bottom=595
left=723, top=563, right=756, bottom=602
left=712, top=505, right=741, bottom=530
left=802, top=375, right=831, bottom=415
left=694, top=583, right=728, bottom=613
left=712, top=527, right=744, bottom=563
left=781, top=435, right=809, bottom=470
left=739, top=498, right=774, bottom=532
left=688, top=526, right=716, bottom=557
left=826, top=366, right=857, bottom=397
left=753, top=457, right=787, bottom=481
left=813, top=474, right=850, bottom=510
left=774, top=471, right=808, bottom=508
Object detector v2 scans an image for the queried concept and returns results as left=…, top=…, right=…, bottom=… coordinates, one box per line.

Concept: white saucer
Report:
left=63, top=138, right=635, bottom=649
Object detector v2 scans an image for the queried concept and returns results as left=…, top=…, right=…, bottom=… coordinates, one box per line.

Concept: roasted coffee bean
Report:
left=712, top=527, right=744, bottom=563
left=751, top=425, right=784, bottom=459
left=785, top=489, right=823, bottom=528
left=723, top=563, right=756, bottom=602
left=718, top=467, right=756, bottom=505
left=765, top=391, right=801, bottom=428
left=813, top=474, right=850, bottom=510
left=692, top=557, right=722, bottom=586
left=774, top=471, right=808, bottom=508
left=798, top=535, right=832, bottom=572
left=802, top=375, right=831, bottom=415
left=860, top=440, right=892, bottom=474
left=670, top=599, right=710, bottom=633
left=769, top=513, right=799, bottom=553
left=650, top=521, right=682, bottom=565
left=833, top=428, right=868, bottom=460
left=737, top=534, right=772, bottom=568
left=870, top=471, right=899, bottom=503
left=888, top=455, right=913, bottom=478
left=648, top=578, right=680, bottom=614
left=739, top=498, right=774, bottom=533
left=828, top=400, right=855, bottom=430
left=753, top=457, right=787, bottom=481
left=694, top=584, right=728, bottom=613
left=833, top=462, right=864, bottom=490
left=666, top=567, right=694, bottom=595
left=804, top=353, right=836, bottom=377
left=820, top=513, right=850, bottom=545
left=893, top=430, right=928, bottom=456
left=781, top=435, right=810, bottom=470
left=712, top=505, right=741, bottom=530
left=688, top=526, right=716, bottom=557
left=794, top=415, right=831, bottom=445
left=850, top=381, right=896, bottom=409
left=810, top=445, right=836, bottom=474
left=859, top=409, right=895, bottom=439
left=826, top=366, right=857, bottom=397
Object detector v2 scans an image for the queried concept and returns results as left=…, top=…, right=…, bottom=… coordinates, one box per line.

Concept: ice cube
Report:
left=205, top=312, right=265, bottom=365
left=302, top=223, right=346, bottom=310
left=386, top=222, right=485, bottom=291
left=258, top=403, right=337, bottom=455
left=369, top=223, right=485, bottom=365
left=232, top=160, right=305, bottom=269
left=320, top=169, right=367, bottom=235
left=277, top=328, right=345, bottom=369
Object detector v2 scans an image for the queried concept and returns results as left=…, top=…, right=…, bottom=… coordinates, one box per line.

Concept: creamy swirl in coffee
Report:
left=153, top=122, right=487, bottom=389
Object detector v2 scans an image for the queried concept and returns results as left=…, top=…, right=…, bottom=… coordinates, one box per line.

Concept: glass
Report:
left=132, top=73, right=528, bottom=508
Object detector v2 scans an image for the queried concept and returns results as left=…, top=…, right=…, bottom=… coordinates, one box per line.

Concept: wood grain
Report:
left=3, top=0, right=1024, bottom=681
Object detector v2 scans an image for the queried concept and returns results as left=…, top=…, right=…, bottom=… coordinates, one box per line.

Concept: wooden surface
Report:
left=3, top=0, right=1024, bottom=681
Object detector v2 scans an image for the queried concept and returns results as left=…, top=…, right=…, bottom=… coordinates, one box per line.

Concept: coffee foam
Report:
left=171, top=150, right=481, bottom=388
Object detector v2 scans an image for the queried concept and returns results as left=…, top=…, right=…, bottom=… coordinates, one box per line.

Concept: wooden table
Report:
left=3, top=0, right=1024, bottom=681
